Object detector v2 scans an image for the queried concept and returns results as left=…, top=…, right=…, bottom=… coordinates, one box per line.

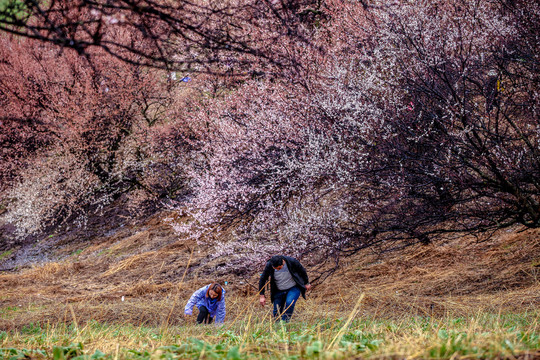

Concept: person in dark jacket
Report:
left=259, top=255, right=311, bottom=322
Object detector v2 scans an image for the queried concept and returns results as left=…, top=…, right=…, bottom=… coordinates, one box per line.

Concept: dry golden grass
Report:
left=1, top=292, right=539, bottom=359
left=0, top=221, right=539, bottom=333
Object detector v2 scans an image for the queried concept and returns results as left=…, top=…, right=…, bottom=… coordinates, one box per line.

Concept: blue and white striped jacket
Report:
left=184, top=284, right=226, bottom=323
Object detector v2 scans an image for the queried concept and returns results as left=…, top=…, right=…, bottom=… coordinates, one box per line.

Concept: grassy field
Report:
left=1, top=223, right=539, bottom=359
left=1, top=294, right=539, bottom=359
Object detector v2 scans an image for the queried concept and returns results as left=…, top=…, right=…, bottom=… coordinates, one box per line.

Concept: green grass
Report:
left=0, top=0, right=29, bottom=22
left=0, top=306, right=19, bottom=318
left=0, top=250, right=13, bottom=261
left=1, top=311, right=538, bottom=359
left=70, top=249, right=85, bottom=258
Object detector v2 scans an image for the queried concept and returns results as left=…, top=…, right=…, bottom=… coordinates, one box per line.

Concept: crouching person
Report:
left=184, top=282, right=226, bottom=324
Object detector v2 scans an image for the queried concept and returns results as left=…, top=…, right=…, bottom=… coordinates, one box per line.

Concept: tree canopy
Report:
left=1, top=0, right=538, bottom=274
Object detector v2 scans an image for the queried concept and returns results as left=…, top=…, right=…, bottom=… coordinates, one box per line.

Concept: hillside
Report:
left=1, top=211, right=539, bottom=330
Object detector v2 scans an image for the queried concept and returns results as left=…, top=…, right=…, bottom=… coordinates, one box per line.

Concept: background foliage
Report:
left=0, top=0, right=538, bottom=272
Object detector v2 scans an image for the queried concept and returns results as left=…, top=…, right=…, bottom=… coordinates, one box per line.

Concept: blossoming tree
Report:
left=1, top=0, right=538, bottom=277
left=170, top=0, right=540, bottom=276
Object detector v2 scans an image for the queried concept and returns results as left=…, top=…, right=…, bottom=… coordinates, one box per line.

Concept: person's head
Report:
left=270, top=255, right=284, bottom=270
left=206, top=282, right=223, bottom=300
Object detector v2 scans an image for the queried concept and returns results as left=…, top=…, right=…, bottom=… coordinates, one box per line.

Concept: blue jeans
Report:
left=273, top=285, right=301, bottom=322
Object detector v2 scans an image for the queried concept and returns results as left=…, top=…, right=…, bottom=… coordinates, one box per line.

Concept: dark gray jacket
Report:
left=258, top=256, right=309, bottom=302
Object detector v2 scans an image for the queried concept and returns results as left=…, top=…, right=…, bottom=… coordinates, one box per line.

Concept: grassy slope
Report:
left=0, top=212, right=539, bottom=359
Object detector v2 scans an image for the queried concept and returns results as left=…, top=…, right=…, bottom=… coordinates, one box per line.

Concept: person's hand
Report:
left=183, top=313, right=191, bottom=318
left=305, top=284, right=312, bottom=291
left=259, top=295, right=266, bottom=307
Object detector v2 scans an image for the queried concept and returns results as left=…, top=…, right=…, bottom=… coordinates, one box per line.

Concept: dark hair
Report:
left=206, top=282, right=223, bottom=301
left=270, top=255, right=284, bottom=268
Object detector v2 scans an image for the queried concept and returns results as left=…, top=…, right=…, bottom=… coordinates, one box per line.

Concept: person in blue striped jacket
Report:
left=184, top=282, right=226, bottom=324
